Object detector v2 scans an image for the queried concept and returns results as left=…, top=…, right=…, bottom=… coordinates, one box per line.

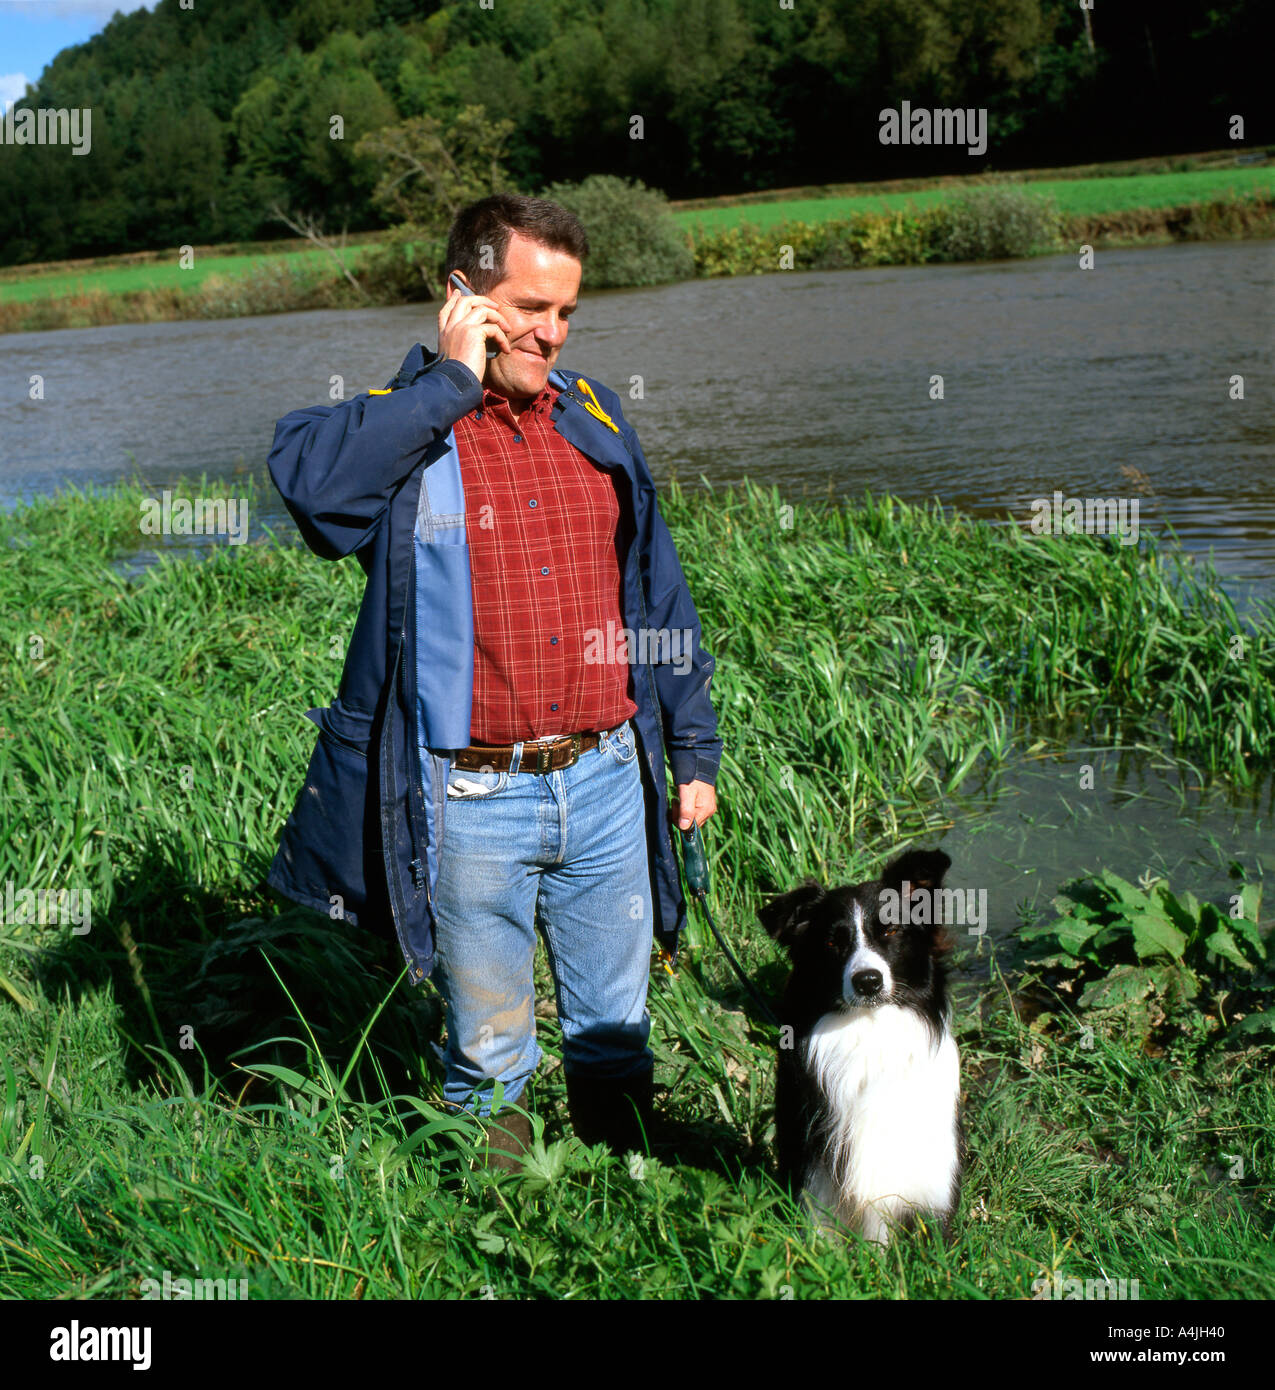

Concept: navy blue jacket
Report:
left=265, top=343, right=723, bottom=984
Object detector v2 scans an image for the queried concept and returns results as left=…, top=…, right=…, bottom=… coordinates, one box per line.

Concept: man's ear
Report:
left=758, top=880, right=825, bottom=947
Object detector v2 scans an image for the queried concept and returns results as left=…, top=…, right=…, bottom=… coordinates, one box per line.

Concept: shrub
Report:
left=689, top=217, right=863, bottom=276
left=934, top=185, right=1063, bottom=262
left=539, top=175, right=694, bottom=289
left=1016, top=871, right=1273, bottom=1051
left=358, top=224, right=445, bottom=302
left=1179, top=193, right=1275, bottom=241
left=193, top=260, right=345, bottom=318
left=690, top=222, right=770, bottom=277
left=852, top=208, right=936, bottom=266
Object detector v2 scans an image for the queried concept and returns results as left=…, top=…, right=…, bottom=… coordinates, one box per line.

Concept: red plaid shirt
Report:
left=452, top=382, right=638, bottom=745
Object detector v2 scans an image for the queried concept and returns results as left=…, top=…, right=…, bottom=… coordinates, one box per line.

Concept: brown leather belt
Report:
left=451, top=730, right=603, bottom=774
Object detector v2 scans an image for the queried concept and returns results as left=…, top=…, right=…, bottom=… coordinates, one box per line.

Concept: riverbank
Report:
left=1, top=154, right=1271, bottom=334
left=1, top=480, right=1270, bottom=1297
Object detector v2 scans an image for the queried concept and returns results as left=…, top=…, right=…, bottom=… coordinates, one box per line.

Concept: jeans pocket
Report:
left=446, top=767, right=508, bottom=799
left=600, top=722, right=637, bottom=766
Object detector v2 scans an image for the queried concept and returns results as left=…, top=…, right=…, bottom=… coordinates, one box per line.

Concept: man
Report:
left=265, top=194, right=722, bottom=1164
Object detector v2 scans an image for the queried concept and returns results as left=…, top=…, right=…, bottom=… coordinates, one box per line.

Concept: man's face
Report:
left=475, top=232, right=581, bottom=399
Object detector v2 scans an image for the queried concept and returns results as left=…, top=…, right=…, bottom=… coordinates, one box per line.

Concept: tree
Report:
left=354, top=106, right=515, bottom=237
left=230, top=33, right=398, bottom=234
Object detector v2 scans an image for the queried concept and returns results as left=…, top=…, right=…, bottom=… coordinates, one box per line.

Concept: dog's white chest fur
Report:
left=803, top=1003, right=959, bottom=1244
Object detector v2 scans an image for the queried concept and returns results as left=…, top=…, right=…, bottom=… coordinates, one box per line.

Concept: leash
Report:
left=669, top=823, right=781, bottom=1030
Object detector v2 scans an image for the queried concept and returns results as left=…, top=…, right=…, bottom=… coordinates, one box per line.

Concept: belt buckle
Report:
left=531, top=733, right=582, bottom=773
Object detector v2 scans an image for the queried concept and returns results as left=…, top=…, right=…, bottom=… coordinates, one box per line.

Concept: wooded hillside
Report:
left=1, top=0, right=1268, bottom=265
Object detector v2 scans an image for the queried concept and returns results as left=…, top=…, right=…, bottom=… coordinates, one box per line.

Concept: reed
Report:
left=1, top=479, right=1270, bottom=1298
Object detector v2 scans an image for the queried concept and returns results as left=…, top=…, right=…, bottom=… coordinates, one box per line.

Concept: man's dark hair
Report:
left=445, top=194, right=589, bottom=295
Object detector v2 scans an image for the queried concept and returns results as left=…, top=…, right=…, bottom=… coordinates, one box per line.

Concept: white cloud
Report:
left=0, top=73, right=31, bottom=115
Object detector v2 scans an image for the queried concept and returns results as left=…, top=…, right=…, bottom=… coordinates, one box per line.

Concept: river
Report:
left=2, top=239, right=1273, bottom=598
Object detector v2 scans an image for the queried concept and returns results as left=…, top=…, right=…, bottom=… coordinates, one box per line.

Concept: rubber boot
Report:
left=564, top=1066, right=654, bottom=1156
left=482, top=1102, right=533, bottom=1174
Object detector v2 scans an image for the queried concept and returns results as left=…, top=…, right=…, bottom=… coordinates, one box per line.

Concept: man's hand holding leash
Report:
left=673, top=780, right=717, bottom=831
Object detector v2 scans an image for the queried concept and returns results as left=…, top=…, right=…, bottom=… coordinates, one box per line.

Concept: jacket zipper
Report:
left=401, top=367, right=441, bottom=905
left=560, top=384, right=672, bottom=756
left=581, top=396, right=677, bottom=948
left=628, top=465, right=680, bottom=958
left=399, top=548, right=428, bottom=904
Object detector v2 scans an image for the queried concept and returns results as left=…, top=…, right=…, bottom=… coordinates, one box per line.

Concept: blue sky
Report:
left=0, top=0, right=158, bottom=112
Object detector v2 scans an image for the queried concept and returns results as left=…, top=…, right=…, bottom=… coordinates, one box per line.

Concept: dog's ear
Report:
left=758, top=879, right=825, bottom=947
left=881, top=850, right=952, bottom=938
left=881, top=848, right=950, bottom=898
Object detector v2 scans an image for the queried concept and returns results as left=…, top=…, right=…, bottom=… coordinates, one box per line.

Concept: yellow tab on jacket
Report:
left=575, top=377, right=619, bottom=433
left=367, top=388, right=393, bottom=395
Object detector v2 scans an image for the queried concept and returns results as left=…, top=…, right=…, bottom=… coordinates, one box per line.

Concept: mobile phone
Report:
left=448, top=272, right=499, bottom=358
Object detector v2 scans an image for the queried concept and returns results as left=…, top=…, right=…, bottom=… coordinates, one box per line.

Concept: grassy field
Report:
left=0, top=479, right=1271, bottom=1298
left=0, top=244, right=375, bottom=305
left=675, top=166, right=1275, bottom=233
left=1, top=152, right=1270, bottom=320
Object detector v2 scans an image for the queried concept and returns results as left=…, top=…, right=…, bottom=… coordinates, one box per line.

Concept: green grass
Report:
left=0, top=478, right=1272, bottom=1298
left=2, top=975, right=1270, bottom=1298
left=674, top=167, right=1275, bottom=233
left=2, top=160, right=1270, bottom=311
left=0, top=244, right=376, bottom=304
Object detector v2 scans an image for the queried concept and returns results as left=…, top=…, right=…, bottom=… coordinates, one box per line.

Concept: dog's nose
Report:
left=852, top=969, right=883, bottom=997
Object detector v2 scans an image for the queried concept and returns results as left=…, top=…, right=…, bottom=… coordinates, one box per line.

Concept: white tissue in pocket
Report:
left=447, top=775, right=498, bottom=798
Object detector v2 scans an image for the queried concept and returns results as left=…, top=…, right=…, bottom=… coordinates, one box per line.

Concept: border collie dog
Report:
left=760, top=848, right=962, bottom=1246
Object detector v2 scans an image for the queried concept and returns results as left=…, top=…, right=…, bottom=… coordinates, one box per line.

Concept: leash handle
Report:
left=679, top=823, right=710, bottom=896
left=677, top=822, right=781, bottom=1030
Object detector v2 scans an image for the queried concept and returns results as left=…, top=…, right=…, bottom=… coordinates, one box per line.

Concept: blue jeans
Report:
left=431, top=719, right=654, bottom=1117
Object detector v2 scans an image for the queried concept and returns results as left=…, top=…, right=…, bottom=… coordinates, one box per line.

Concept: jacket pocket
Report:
left=271, top=699, right=377, bottom=925
left=312, top=699, right=373, bottom=757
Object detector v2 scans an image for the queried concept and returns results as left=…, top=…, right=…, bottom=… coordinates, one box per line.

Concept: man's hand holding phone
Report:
left=438, top=272, right=512, bottom=381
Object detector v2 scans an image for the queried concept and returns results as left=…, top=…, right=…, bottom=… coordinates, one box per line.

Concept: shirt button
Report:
left=513, top=434, right=523, bottom=443
left=528, top=499, right=537, bottom=508
left=550, top=636, right=558, bottom=645
left=540, top=566, right=549, bottom=575
left=550, top=703, right=559, bottom=712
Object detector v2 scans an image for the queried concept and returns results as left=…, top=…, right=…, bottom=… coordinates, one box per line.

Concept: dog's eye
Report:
left=880, top=926, right=900, bottom=937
